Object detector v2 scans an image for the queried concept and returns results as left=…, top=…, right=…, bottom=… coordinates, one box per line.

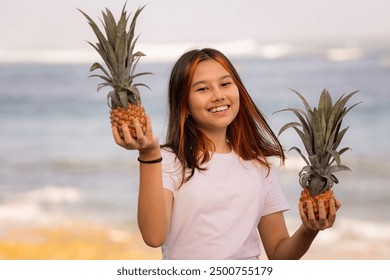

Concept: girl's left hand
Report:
left=299, top=198, right=341, bottom=231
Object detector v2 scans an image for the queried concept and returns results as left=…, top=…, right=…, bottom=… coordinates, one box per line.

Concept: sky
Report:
left=0, top=0, right=389, bottom=62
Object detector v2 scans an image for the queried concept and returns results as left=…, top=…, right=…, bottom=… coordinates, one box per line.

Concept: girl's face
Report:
left=187, top=59, right=240, bottom=136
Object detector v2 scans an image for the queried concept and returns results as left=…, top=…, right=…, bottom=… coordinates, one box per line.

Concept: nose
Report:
left=211, top=87, right=225, bottom=102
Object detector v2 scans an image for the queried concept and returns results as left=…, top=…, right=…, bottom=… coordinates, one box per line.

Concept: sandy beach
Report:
left=0, top=221, right=161, bottom=260
left=1, top=218, right=389, bottom=260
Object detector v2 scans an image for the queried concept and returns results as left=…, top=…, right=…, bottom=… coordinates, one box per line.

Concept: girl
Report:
left=113, top=48, right=341, bottom=260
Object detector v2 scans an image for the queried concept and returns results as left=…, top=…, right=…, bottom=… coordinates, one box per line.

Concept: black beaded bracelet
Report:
left=137, top=157, right=163, bottom=164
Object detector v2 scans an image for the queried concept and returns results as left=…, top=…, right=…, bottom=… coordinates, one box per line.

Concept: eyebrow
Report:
left=191, top=75, right=232, bottom=88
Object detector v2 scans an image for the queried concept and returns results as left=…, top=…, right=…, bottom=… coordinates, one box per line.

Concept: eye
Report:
left=196, top=87, right=207, bottom=92
left=220, top=76, right=234, bottom=87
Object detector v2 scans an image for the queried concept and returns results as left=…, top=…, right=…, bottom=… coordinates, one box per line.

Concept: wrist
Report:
left=299, top=224, right=320, bottom=236
left=138, top=157, right=162, bottom=164
left=138, top=146, right=161, bottom=161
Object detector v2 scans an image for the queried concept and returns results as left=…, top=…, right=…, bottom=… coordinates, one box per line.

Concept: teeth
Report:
left=209, top=105, right=229, bottom=113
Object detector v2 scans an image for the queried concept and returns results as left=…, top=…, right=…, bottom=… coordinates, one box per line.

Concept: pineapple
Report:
left=276, top=89, right=359, bottom=219
left=79, top=4, right=151, bottom=139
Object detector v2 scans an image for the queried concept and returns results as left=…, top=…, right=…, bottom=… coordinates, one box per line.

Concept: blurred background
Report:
left=0, top=0, right=389, bottom=259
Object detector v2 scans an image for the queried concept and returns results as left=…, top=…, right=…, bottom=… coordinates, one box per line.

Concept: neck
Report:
left=214, top=139, right=231, bottom=154
left=203, top=129, right=231, bottom=154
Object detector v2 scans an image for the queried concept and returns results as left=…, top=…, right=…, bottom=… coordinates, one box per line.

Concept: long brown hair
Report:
left=163, top=48, right=285, bottom=185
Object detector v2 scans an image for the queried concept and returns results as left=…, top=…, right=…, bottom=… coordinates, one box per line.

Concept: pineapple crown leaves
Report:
left=78, top=3, right=152, bottom=109
left=274, top=88, right=360, bottom=191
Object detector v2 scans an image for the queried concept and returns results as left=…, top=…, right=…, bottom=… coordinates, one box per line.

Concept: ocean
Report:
left=1, top=44, right=389, bottom=259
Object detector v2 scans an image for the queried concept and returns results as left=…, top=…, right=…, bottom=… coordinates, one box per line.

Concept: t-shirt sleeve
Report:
left=262, top=168, right=290, bottom=216
left=161, top=148, right=181, bottom=194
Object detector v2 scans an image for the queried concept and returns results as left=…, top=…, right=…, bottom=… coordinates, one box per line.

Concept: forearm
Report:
left=137, top=147, right=168, bottom=247
left=273, top=224, right=319, bottom=260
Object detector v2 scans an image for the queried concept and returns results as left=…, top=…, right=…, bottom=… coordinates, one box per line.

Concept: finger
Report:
left=327, top=198, right=337, bottom=226
left=317, top=199, right=328, bottom=228
left=145, top=116, right=154, bottom=140
left=134, top=119, right=147, bottom=147
left=112, top=126, right=125, bottom=147
left=306, top=200, right=318, bottom=229
left=122, top=122, right=136, bottom=146
left=298, top=201, right=309, bottom=224
left=334, top=198, right=342, bottom=211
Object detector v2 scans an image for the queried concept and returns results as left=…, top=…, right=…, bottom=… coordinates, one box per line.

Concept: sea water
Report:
left=0, top=48, right=389, bottom=256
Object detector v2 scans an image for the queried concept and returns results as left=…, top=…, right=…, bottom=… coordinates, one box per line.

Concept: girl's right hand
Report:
left=112, top=116, right=160, bottom=155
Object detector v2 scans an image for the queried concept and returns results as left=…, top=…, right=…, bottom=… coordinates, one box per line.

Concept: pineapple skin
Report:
left=300, top=188, right=335, bottom=219
left=110, top=104, right=146, bottom=139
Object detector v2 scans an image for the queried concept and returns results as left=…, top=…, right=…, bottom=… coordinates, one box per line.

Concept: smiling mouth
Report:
left=208, top=105, right=229, bottom=113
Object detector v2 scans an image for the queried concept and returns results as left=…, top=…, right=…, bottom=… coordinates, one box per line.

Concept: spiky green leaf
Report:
left=133, top=83, right=151, bottom=90
left=97, top=82, right=112, bottom=92
left=275, top=107, right=310, bottom=129
left=102, top=8, right=118, bottom=48
left=89, top=62, right=112, bottom=80
left=126, top=85, right=141, bottom=104
left=89, top=74, right=113, bottom=84
left=328, top=165, right=351, bottom=174
left=289, top=88, right=314, bottom=114
left=277, top=122, right=302, bottom=136
left=289, top=146, right=311, bottom=166
left=107, top=91, right=121, bottom=108
left=118, top=90, right=129, bottom=108
left=291, top=127, right=314, bottom=156
left=327, top=149, right=341, bottom=165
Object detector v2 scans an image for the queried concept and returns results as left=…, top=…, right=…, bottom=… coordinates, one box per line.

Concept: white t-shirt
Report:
left=161, top=148, right=289, bottom=260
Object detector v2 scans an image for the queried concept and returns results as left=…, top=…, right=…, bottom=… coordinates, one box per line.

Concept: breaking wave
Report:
left=1, top=39, right=387, bottom=64
left=0, top=185, right=83, bottom=226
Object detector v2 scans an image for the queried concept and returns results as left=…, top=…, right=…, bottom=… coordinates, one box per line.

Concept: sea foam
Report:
left=0, top=185, right=83, bottom=226
left=1, top=39, right=380, bottom=64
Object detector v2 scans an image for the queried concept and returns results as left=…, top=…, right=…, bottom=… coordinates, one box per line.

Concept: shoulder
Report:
left=161, top=147, right=182, bottom=193
left=161, top=146, right=176, bottom=160
left=236, top=155, right=282, bottom=191
left=161, top=147, right=181, bottom=169
left=235, top=153, right=271, bottom=177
